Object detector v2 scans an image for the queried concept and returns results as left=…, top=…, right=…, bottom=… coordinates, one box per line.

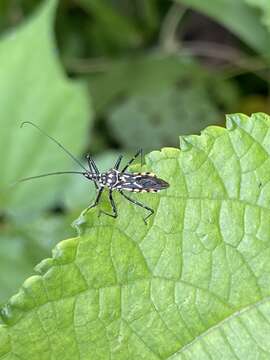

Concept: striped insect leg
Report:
left=119, top=190, right=154, bottom=224
left=86, top=154, right=99, bottom=189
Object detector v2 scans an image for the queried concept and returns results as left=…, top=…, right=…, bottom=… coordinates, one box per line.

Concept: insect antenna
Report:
left=21, top=121, right=88, bottom=172
left=12, top=171, right=85, bottom=186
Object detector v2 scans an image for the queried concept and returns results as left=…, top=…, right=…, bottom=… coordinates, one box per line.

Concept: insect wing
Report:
left=136, top=175, right=169, bottom=190
left=120, top=173, right=169, bottom=192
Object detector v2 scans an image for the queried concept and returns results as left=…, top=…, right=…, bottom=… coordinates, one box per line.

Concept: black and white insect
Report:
left=18, top=122, right=169, bottom=223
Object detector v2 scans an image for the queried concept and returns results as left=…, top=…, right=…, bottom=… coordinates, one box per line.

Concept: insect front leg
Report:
left=85, top=187, right=104, bottom=213
left=119, top=190, right=154, bottom=224
left=86, top=154, right=99, bottom=189
left=99, top=190, right=118, bottom=219
left=86, top=154, right=100, bottom=174
left=114, top=154, right=123, bottom=170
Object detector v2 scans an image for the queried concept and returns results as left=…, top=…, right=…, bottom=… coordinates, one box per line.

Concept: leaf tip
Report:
left=72, top=210, right=92, bottom=235
left=161, top=147, right=180, bottom=157
left=35, top=258, right=54, bottom=274
left=179, top=135, right=194, bottom=151
left=226, top=113, right=249, bottom=130
left=52, top=237, right=79, bottom=264
left=0, top=301, right=20, bottom=326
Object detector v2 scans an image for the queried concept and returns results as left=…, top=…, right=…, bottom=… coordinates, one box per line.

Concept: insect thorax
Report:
left=99, top=169, right=120, bottom=188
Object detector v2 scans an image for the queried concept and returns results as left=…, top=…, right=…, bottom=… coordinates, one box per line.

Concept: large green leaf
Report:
left=0, top=0, right=91, bottom=215
left=2, top=113, right=270, bottom=358
left=177, top=0, right=270, bottom=56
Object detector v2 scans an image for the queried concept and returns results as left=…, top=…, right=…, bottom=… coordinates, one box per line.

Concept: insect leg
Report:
left=87, top=154, right=100, bottom=174
left=114, top=155, right=123, bottom=170
left=121, top=149, right=142, bottom=172
left=99, top=190, right=118, bottom=218
left=119, top=190, right=154, bottom=224
left=85, top=187, right=104, bottom=213
left=87, top=154, right=99, bottom=189
left=88, top=162, right=98, bottom=189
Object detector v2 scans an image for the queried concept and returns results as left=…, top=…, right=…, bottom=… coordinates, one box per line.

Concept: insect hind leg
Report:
left=119, top=190, right=154, bottom=224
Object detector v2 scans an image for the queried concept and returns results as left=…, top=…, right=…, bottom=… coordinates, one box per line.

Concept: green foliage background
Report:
left=1, top=0, right=270, bottom=358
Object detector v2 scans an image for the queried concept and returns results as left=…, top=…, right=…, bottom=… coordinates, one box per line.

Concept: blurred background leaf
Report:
left=177, top=0, right=270, bottom=55
left=0, top=0, right=270, bottom=305
left=88, top=55, right=198, bottom=114
left=108, top=81, right=233, bottom=150
left=245, top=0, right=270, bottom=33
left=0, top=0, right=91, bottom=303
left=0, top=213, right=75, bottom=305
left=0, top=0, right=91, bottom=216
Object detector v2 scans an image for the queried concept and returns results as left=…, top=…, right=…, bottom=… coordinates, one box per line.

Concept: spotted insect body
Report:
left=82, top=150, right=169, bottom=223
left=85, top=170, right=168, bottom=195
left=18, top=122, right=169, bottom=224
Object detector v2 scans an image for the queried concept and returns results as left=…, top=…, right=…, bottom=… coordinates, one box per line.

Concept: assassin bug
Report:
left=17, top=122, right=169, bottom=223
